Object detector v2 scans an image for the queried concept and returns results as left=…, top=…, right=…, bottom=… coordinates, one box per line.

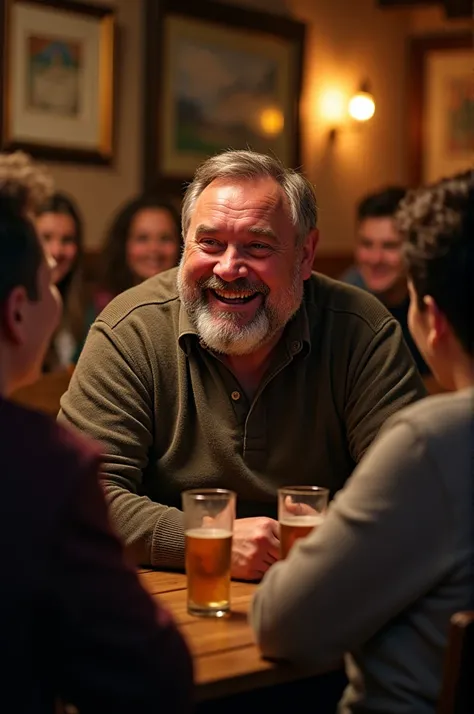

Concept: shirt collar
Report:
left=178, top=303, right=199, bottom=356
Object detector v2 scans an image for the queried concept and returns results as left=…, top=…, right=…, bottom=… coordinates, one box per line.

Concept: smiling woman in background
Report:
left=96, top=194, right=182, bottom=312
left=36, top=192, right=94, bottom=371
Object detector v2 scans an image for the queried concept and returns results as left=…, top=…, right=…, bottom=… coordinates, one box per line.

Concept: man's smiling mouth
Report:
left=210, top=288, right=260, bottom=305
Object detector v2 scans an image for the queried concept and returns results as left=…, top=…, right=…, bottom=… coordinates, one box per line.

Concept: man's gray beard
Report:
left=177, top=263, right=303, bottom=356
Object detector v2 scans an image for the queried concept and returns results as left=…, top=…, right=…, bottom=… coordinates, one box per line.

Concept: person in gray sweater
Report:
left=251, top=169, right=474, bottom=714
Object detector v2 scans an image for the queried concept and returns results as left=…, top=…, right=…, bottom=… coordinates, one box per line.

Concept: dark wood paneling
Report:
left=313, top=252, right=353, bottom=279
left=377, top=0, right=473, bottom=18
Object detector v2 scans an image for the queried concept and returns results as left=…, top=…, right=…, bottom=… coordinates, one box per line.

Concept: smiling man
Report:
left=59, top=150, right=425, bottom=580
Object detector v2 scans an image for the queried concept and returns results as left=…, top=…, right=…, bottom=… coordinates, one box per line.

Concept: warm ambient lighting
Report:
left=348, top=91, right=375, bottom=122
left=320, top=89, right=346, bottom=124
left=325, top=81, right=376, bottom=140
left=259, top=107, right=284, bottom=137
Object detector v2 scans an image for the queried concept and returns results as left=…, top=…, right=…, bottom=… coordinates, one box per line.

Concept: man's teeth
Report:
left=213, top=289, right=255, bottom=299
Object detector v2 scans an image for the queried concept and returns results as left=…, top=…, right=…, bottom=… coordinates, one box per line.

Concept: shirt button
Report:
left=231, top=390, right=241, bottom=401
left=291, top=340, right=301, bottom=353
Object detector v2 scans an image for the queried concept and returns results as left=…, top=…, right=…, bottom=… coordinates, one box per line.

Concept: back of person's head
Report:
left=0, top=151, right=60, bottom=393
left=101, top=194, right=182, bottom=296
left=357, top=187, right=407, bottom=222
left=396, top=170, right=474, bottom=356
left=0, top=151, right=52, bottom=309
left=182, top=149, right=318, bottom=246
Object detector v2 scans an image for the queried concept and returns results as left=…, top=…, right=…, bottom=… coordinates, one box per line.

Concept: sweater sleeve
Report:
left=58, top=319, right=185, bottom=568
left=251, top=418, right=452, bottom=668
left=344, top=316, right=426, bottom=462
left=53, top=446, right=193, bottom=714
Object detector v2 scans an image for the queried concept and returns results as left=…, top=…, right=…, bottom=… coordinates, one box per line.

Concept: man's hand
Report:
left=283, top=496, right=320, bottom=517
left=231, top=517, right=280, bottom=581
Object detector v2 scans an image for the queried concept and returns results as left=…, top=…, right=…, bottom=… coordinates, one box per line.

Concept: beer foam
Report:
left=185, top=528, right=232, bottom=539
left=279, top=515, right=325, bottom=527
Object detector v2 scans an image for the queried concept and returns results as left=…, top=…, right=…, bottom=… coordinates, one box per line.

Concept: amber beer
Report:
left=280, top=515, right=323, bottom=559
left=185, top=528, right=233, bottom=615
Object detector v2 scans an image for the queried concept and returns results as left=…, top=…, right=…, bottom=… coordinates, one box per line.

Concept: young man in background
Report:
left=342, top=186, right=430, bottom=375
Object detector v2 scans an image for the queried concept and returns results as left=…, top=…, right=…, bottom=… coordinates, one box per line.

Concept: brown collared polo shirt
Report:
left=59, top=268, right=426, bottom=568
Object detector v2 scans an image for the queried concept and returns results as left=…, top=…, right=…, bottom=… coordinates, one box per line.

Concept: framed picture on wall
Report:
left=143, top=0, right=305, bottom=194
left=408, top=33, right=474, bottom=185
left=0, top=0, right=115, bottom=164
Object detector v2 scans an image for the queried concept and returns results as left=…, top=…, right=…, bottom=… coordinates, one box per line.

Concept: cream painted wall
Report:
left=43, top=0, right=414, bottom=252
left=44, top=0, right=143, bottom=249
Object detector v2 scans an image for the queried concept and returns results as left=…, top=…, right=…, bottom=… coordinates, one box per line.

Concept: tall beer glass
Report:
left=278, top=485, right=329, bottom=559
left=182, top=488, right=236, bottom=617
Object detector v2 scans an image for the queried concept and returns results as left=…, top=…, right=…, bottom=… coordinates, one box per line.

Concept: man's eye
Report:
left=249, top=242, right=273, bottom=252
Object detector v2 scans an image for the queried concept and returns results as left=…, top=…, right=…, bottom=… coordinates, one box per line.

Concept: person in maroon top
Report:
left=0, top=151, right=193, bottom=713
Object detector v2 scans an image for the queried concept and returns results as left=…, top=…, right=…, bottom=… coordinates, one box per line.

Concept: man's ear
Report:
left=2, top=286, right=29, bottom=345
left=424, top=295, right=449, bottom=350
left=300, top=229, right=319, bottom=280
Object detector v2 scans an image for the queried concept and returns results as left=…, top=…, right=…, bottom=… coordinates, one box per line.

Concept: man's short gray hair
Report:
left=182, top=150, right=318, bottom=245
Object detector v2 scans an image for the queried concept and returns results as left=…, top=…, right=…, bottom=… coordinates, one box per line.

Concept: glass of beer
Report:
left=278, top=485, right=329, bottom=559
left=182, top=488, right=236, bottom=617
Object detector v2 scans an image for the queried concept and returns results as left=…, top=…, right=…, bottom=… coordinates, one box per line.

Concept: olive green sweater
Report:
left=58, top=269, right=426, bottom=568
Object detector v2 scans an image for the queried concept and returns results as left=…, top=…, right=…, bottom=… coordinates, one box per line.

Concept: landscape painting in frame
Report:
left=27, top=35, right=83, bottom=117
left=161, top=14, right=297, bottom=178
left=423, top=47, right=474, bottom=183
left=1, top=0, right=114, bottom=164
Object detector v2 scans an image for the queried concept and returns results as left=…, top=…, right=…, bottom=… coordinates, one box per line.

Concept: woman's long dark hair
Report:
left=100, top=194, right=182, bottom=296
left=38, top=192, right=88, bottom=368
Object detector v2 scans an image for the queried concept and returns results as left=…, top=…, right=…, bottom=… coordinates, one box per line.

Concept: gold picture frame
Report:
left=0, top=0, right=115, bottom=164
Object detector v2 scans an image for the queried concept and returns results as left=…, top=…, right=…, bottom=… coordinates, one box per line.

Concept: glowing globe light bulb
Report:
left=348, top=91, right=375, bottom=122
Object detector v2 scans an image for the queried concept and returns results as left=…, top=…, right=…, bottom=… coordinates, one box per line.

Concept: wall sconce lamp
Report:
left=348, top=81, right=376, bottom=122
left=328, top=81, right=375, bottom=141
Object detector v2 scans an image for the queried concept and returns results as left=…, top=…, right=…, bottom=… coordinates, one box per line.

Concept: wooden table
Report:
left=11, top=368, right=72, bottom=416
left=139, top=569, right=319, bottom=702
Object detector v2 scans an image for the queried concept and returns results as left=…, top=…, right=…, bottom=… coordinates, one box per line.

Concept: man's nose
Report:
left=149, top=238, right=163, bottom=256
left=367, top=249, right=384, bottom=265
left=213, top=246, right=248, bottom=281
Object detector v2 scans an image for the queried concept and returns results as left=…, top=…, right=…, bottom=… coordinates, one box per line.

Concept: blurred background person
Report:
left=36, top=191, right=94, bottom=371
left=96, top=194, right=182, bottom=311
left=341, top=186, right=430, bottom=376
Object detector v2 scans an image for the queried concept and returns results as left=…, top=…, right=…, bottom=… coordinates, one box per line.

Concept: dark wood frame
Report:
left=378, top=0, right=473, bottom=17
left=143, top=0, right=305, bottom=195
left=378, top=0, right=435, bottom=5
left=0, top=0, right=115, bottom=164
left=407, top=32, right=473, bottom=186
